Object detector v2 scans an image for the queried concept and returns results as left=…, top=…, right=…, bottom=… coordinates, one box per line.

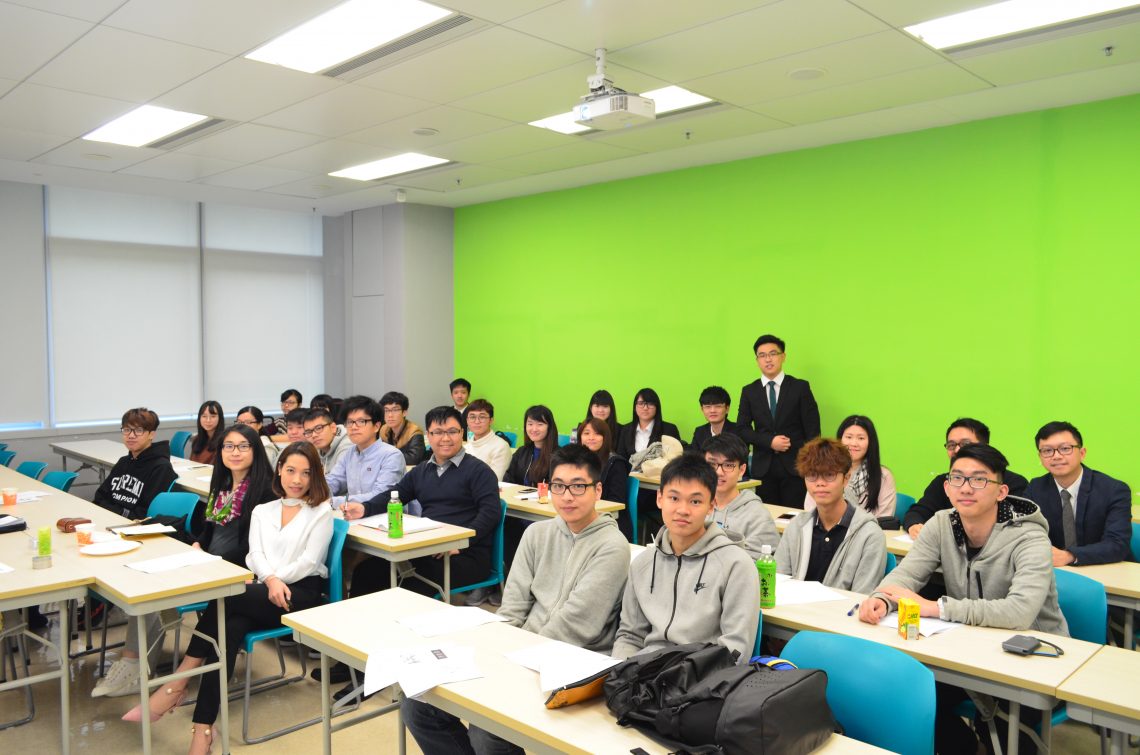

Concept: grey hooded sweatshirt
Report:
left=612, top=524, right=760, bottom=661
left=496, top=513, right=630, bottom=653
left=707, top=489, right=780, bottom=560
left=775, top=503, right=887, bottom=595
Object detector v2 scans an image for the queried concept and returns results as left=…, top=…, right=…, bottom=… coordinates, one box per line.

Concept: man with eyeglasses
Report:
left=462, top=398, right=511, bottom=481
left=1025, top=421, right=1131, bottom=566
left=736, top=334, right=821, bottom=507
left=274, top=388, right=302, bottom=434
left=862, top=443, right=1067, bottom=754
left=93, top=407, right=178, bottom=521
left=702, top=433, right=778, bottom=559
left=402, top=443, right=629, bottom=755
left=326, top=395, right=405, bottom=516
left=302, top=407, right=350, bottom=474
left=903, top=418, right=1029, bottom=541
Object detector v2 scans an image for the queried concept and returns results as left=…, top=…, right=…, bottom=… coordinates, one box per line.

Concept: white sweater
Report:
left=464, top=432, right=511, bottom=481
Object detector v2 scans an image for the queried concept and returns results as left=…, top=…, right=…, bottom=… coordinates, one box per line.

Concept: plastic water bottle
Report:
left=757, top=544, right=776, bottom=609
left=387, top=491, right=403, bottom=539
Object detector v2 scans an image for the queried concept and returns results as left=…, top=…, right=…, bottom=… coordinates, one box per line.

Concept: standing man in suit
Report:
left=1026, top=421, right=1132, bottom=566
left=736, top=334, right=821, bottom=506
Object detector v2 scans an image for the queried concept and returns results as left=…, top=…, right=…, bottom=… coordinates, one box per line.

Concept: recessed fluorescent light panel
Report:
left=642, top=86, right=713, bottom=114
left=246, top=0, right=452, bottom=73
left=528, top=112, right=592, bottom=135
left=905, top=0, right=1140, bottom=49
left=330, top=152, right=449, bottom=180
left=83, top=105, right=207, bottom=147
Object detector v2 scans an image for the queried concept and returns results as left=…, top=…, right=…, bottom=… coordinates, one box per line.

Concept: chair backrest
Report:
left=894, top=493, right=916, bottom=522
left=0, top=442, right=7, bottom=451
left=625, top=475, right=641, bottom=545
left=0, top=450, right=15, bottom=468
left=146, top=491, right=201, bottom=534
left=169, top=430, right=193, bottom=459
left=885, top=552, right=897, bottom=576
left=42, top=470, right=79, bottom=493
left=326, top=518, right=350, bottom=603
left=783, top=631, right=935, bottom=755
left=1054, top=568, right=1107, bottom=644
left=16, top=461, right=48, bottom=480
left=488, top=499, right=508, bottom=583
left=557, top=433, right=571, bottom=447
left=1131, top=521, right=1140, bottom=562
left=497, top=430, right=517, bottom=448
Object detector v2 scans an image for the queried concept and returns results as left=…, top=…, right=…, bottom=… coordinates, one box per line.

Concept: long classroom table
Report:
left=1056, top=645, right=1140, bottom=755
left=51, top=438, right=212, bottom=483
left=498, top=481, right=624, bottom=522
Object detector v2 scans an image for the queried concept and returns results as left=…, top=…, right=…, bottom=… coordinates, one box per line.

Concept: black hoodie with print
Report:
left=93, top=440, right=179, bottom=520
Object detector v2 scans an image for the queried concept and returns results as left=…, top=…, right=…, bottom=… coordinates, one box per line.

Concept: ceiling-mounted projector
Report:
left=574, top=48, right=655, bottom=130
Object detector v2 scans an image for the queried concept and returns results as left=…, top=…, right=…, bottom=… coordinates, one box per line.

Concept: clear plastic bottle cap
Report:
left=391, top=491, right=399, bottom=500
left=760, top=545, right=772, bottom=555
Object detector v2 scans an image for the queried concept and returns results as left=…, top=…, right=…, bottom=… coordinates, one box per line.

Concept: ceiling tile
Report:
left=32, top=138, right=161, bottom=171
left=685, top=30, right=947, bottom=107
left=846, top=0, right=995, bottom=28
left=611, top=0, right=888, bottom=83
left=752, top=62, right=989, bottom=124
left=590, top=106, right=788, bottom=152
left=345, top=105, right=516, bottom=150
left=174, top=123, right=323, bottom=163
left=4, top=0, right=124, bottom=22
left=156, top=58, right=341, bottom=123
left=29, top=25, right=228, bottom=103
left=258, top=138, right=395, bottom=174
left=394, top=162, right=526, bottom=192
left=0, top=83, right=133, bottom=137
left=265, top=175, right=367, bottom=199
left=0, top=125, right=69, bottom=160
left=118, top=151, right=242, bottom=181
left=448, top=0, right=564, bottom=23
left=504, top=0, right=779, bottom=52
left=353, top=26, right=587, bottom=104
left=429, top=124, right=569, bottom=162
left=196, top=164, right=313, bottom=191
left=487, top=139, right=640, bottom=174
left=254, top=85, right=435, bottom=138
left=103, top=0, right=345, bottom=55
left=0, top=3, right=92, bottom=80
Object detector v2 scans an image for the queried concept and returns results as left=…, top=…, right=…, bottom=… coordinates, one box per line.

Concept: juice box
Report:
left=897, top=598, right=920, bottom=640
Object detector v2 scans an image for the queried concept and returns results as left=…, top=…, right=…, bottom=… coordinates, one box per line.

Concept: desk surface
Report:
left=498, top=481, right=624, bottom=518
left=284, top=588, right=886, bottom=755
left=1058, top=561, right=1140, bottom=600
left=348, top=519, right=475, bottom=554
left=1056, top=645, right=1140, bottom=721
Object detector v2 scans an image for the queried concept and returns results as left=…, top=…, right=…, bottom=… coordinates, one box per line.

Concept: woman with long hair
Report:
left=579, top=416, right=632, bottom=536
left=615, top=387, right=681, bottom=461
left=504, top=405, right=559, bottom=487
left=582, top=389, right=621, bottom=443
left=189, top=401, right=224, bottom=465
left=193, top=423, right=277, bottom=564
left=805, top=414, right=896, bottom=516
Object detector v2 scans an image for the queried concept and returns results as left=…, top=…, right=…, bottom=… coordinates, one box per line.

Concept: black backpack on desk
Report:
left=603, top=642, right=837, bottom=755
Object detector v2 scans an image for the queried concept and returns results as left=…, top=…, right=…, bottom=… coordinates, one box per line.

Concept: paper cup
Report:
left=1, top=487, right=16, bottom=506
left=75, top=523, right=96, bottom=546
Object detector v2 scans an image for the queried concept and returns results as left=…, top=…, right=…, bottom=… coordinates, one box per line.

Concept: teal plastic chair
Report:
left=0, top=450, right=15, bottom=468
left=885, top=552, right=897, bottom=576
left=626, top=475, right=640, bottom=545
left=241, top=517, right=351, bottom=743
left=16, top=461, right=48, bottom=480
left=752, top=611, right=764, bottom=657
left=895, top=493, right=916, bottom=523
left=0, top=442, right=7, bottom=451
left=783, top=631, right=935, bottom=755
left=1043, top=569, right=1108, bottom=739
left=42, top=471, right=78, bottom=493
left=498, top=430, right=518, bottom=448
left=1131, top=521, right=1140, bottom=562
left=557, top=433, right=571, bottom=447
left=434, top=500, right=507, bottom=601
left=147, top=491, right=200, bottom=534
left=169, top=430, right=193, bottom=459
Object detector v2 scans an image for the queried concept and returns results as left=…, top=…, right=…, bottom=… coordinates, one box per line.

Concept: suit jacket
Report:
left=902, top=468, right=1029, bottom=531
left=689, top=420, right=747, bottom=452
left=736, top=375, right=821, bottom=477
left=615, top=420, right=682, bottom=461
left=1025, top=466, right=1132, bottom=565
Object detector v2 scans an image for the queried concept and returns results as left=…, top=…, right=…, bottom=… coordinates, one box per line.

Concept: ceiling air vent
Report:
left=146, top=118, right=236, bottom=150
left=323, top=15, right=483, bottom=80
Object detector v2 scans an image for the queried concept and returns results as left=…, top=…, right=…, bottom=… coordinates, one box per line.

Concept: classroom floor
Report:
left=0, top=605, right=1115, bottom=755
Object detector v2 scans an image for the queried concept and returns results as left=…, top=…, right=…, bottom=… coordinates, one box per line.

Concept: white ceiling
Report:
left=0, top=0, right=1137, bottom=215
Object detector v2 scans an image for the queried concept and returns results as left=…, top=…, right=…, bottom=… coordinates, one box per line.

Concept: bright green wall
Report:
left=455, top=93, right=1140, bottom=498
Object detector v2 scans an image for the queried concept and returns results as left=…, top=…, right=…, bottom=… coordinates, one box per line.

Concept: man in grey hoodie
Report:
left=613, top=452, right=760, bottom=661
left=776, top=438, right=887, bottom=594
left=860, top=444, right=1067, bottom=755
left=402, top=444, right=630, bottom=755
left=702, top=433, right=779, bottom=559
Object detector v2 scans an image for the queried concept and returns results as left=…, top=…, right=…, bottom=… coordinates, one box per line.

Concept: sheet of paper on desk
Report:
left=356, top=514, right=442, bottom=534
left=514, top=491, right=539, bottom=501
left=126, top=550, right=221, bottom=574
left=116, top=523, right=177, bottom=536
left=879, top=613, right=961, bottom=637
left=398, top=606, right=507, bottom=637
left=0, top=561, right=13, bottom=574
left=893, top=534, right=914, bottom=544
left=196, top=476, right=212, bottom=482
left=775, top=580, right=846, bottom=606
left=16, top=491, right=49, bottom=503
left=504, top=641, right=621, bottom=692
left=364, top=644, right=481, bottom=699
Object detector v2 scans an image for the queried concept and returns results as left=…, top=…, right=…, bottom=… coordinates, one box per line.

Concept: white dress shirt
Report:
left=246, top=499, right=334, bottom=584
left=634, top=420, right=655, bottom=453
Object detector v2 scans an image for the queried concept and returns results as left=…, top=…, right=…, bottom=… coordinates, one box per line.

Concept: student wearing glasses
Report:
left=302, top=406, right=350, bottom=473
left=615, top=388, right=681, bottom=461
left=776, top=438, right=886, bottom=593
left=325, top=395, right=405, bottom=514
left=702, top=434, right=779, bottom=560
left=188, top=400, right=224, bottom=464
left=861, top=443, right=1067, bottom=754
left=463, top=398, right=511, bottom=481
left=1025, top=421, right=1131, bottom=566
left=93, top=407, right=178, bottom=521
left=378, top=390, right=427, bottom=465
left=236, top=405, right=280, bottom=466
left=274, top=389, right=302, bottom=434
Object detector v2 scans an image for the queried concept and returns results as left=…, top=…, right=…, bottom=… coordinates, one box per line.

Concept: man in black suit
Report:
left=1026, top=421, right=1132, bottom=566
left=690, top=385, right=746, bottom=451
left=736, top=335, right=821, bottom=506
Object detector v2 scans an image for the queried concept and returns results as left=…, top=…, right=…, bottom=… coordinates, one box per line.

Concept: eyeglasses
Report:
left=804, top=472, right=841, bottom=483
left=756, top=350, right=783, bottom=360
left=382, top=407, right=404, bottom=415
left=634, top=400, right=652, bottom=408
left=237, top=418, right=261, bottom=428
left=302, top=422, right=332, bottom=438
left=121, top=427, right=148, bottom=437
left=944, top=440, right=974, bottom=452
left=1038, top=444, right=1080, bottom=458
left=281, top=399, right=298, bottom=408
left=947, top=473, right=1001, bottom=489
left=466, top=413, right=490, bottom=422
left=222, top=443, right=252, bottom=453
left=427, top=428, right=463, bottom=438
left=550, top=482, right=594, bottom=496
left=708, top=461, right=740, bottom=473
left=345, top=418, right=374, bottom=428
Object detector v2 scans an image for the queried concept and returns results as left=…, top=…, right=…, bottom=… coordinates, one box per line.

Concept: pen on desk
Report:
left=846, top=603, right=860, bottom=616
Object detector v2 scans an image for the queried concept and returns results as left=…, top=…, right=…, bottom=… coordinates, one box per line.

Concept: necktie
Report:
left=767, top=381, right=777, bottom=417
left=1060, top=489, right=1077, bottom=550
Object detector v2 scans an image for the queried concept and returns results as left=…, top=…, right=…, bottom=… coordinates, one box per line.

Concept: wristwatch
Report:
left=937, top=597, right=947, bottom=620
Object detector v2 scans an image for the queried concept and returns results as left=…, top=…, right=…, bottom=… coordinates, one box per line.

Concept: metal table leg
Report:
left=217, top=596, right=229, bottom=755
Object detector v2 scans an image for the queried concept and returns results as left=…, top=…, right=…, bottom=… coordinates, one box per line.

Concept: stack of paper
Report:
left=364, top=644, right=482, bottom=698
left=116, top=523, right=177, bottom=537
left=880, top=614, right=961, bottom=637
left=356, top=514, right=443, bottom=535
left=892, top=534, right=914, bottom=544
left=775, top=580, right=847, bottom=606
left=0, top=561, right=14, bottom=574
left=126, top=550, right=221, bottom=574
left=15, top=491, right=49, bottom=503
left=504, top=641, right=622, bottom=692
left=397, top=606, right=506, bottom=637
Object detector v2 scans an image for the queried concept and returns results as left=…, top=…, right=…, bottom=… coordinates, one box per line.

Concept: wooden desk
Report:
left=1057, top=645, right=1140, bottom=754
left=283, top=588, right=886, bottom=755
left=760, top=584, right=1101, bottom=755
left=498, top=482, right=624, bottom=523
left=633, top=472, right=761, bottom=493
left=52, top=439, right=212, bottom=484
left=1059, top=561, right=1140, bottom=650
left=348, top=520, right=474, bottom=601
left=764, top=504, right=914, bottom=557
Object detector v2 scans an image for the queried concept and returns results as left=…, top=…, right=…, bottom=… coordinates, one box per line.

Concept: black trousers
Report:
left=350, top=550, right=491, bottom=599
left=185, top=576, right=323, bottom=725
left=758, top=463, right=806, bottom=507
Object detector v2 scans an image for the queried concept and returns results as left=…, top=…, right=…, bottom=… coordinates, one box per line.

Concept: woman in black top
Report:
left=615, top=387, right=681, bottom=461
left=504, top=405, right=559, bottom=486
left=193, top=423, right=276, bottom=565
left=582, top=389, right=622, bottom=444
left=579, top=417, right=633, bottom=539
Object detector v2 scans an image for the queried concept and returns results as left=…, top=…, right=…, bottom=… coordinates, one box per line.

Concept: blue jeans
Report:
left=402, top=698, right=524, bottom=755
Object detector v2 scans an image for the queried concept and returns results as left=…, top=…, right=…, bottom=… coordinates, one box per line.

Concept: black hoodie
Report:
left=93, top=440, right=179, bottom=520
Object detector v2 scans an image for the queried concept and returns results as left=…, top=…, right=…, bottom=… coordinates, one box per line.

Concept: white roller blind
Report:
left=47, top=187, right=202, bottom=425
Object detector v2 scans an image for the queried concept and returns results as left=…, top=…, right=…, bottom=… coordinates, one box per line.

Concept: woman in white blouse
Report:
left=123, top=442, right=334, bottom=754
